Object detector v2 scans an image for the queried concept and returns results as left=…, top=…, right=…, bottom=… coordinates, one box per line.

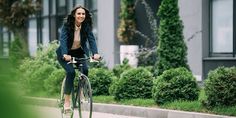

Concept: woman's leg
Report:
left=82, top=61, right=88, bottom=76
left=58, top=58, right=75, bottom=108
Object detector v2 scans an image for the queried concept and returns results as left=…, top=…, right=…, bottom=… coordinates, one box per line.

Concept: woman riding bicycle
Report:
left=56, top=4, right=101, bottom=112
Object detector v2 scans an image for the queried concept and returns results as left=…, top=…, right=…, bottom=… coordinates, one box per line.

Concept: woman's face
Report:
left=74, top=8, right=86, bottom=25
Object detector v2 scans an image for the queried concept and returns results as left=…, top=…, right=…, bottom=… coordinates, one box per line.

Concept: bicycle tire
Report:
left=59, top=78, right=74, bottom=118
left=77, top=75, right=93, bottom=118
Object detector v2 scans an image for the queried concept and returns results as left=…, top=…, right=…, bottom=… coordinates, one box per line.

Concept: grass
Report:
left=25, top=90, right=59, bottom=99
left=93, top=96, right=156, bottom=107
left=160, top=100, right=203, bottom=111
left=158, top=100, right=236, bottom=116
left=92, top=90, right=236, bottom=117
left=0, top=58, right=12, bottom=79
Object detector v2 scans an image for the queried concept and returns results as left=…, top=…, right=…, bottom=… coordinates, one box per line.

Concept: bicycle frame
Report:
left=59, top=57, right=94, bottom=118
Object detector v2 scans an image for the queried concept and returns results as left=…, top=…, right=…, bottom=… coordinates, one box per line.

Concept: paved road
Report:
left=30, top=105, right=144, bottom=118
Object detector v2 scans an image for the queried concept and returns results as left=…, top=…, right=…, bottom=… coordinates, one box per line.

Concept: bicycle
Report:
left=58, top=57, right=99, bottom=118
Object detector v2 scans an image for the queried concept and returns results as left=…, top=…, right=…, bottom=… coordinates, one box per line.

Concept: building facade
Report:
left=0, top=0, right=235, bottom=81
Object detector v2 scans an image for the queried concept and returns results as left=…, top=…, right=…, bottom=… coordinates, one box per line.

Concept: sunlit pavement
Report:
left=23, top=97, right=236, bottom=118
left=30, top=105, right=144, bottom=118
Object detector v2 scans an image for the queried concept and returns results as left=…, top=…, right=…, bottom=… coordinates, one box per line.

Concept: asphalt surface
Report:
left=30, top=105, right=144, bottom=118
left=24, top=97, right=236, bottom=118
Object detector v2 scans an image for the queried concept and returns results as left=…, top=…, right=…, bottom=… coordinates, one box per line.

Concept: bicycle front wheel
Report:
left=59, top=78, right=74, bottom=118
left=77, top=75, right=93, bottom=118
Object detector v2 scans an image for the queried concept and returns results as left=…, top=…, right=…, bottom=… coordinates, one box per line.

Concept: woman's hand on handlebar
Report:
left=63, top=54, right=71, bottom=61
left=93, top=54, right=101, bottom=60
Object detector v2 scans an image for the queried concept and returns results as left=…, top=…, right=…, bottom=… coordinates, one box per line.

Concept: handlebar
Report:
left=67, top=56, right=102, bottom=64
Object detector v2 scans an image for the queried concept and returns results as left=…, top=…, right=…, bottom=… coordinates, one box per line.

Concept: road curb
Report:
left=22, top=97, right=236, bottom=118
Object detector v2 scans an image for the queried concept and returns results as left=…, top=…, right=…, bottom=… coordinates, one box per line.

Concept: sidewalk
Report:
left=22, top=97, right=236, bottom=118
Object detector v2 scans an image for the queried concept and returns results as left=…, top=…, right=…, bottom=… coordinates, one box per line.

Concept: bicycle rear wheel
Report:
left=59, top=78, right=74, bottom=118
left=77, top=75, right=93, bottom=118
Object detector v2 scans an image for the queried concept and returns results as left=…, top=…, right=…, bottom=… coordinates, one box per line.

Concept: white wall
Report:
left=179, top=0, right=203, bottom=81
left=97, top=0, right=118, bottom=69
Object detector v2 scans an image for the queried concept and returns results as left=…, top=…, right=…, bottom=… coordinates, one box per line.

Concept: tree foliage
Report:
left=0, top=0, right=40, bottom=31
left=117, top=0, right=136, bottom=45
left=0, top=0, right=40, bottom=56
left=155, top=0, right=189, bottom=76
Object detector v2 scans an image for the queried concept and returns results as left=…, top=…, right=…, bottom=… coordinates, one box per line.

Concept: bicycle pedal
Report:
left=57, top=100, right=64, bottom=107
left=63, top=113, right=72, bottom=118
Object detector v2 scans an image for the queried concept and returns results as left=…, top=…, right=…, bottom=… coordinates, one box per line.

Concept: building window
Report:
left=26, top=0, right=96, bottom=56
left=2, top=28, right=10, bottom=57
left=76, top=0, right=85, bottom=6
left=0, top=27, right=3, bottom=57
left=86, top=0, right=98, bottom=39
left=0, top=27, right=13, bottom=57
left=58, top=0, right=66, bottom=15
left=42, top=0, right=49, bottom=15
left=51, top=0, right=56, bottom=15
left=42, top=18, right=49, bottom=45
left=28, top=19, right=37, bottom=56
left=210, top=0, right=234, bottom=56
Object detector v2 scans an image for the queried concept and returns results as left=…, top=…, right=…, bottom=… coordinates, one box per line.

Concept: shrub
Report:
left=9, top=37, right=29, bottom=67
left=138, top=48, right=157, bottom=67
left=28, top=64, right=56, bottom=91
left=114, top=67, right=153, bottom=100
left=36, top=41, right=60, bottom=68
left=44, top=69, right=65, bottom=94
left=18, top=41, right=60, bottom=93
left=112, top=58, right=132, bottom=78
left=88, top=68, right=114, bottom=96
left=89, top=60, right=107, bottom=69
left=109, top=77, right=119, bottom=96
left=203, top=66, right=236, bottom=108
left=152, top=67, right=199, bottom=105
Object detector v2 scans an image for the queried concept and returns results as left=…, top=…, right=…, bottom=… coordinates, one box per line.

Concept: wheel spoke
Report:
left=78, top=75, right=92, bottom=118
left=59, top=78, right=75, bottom=118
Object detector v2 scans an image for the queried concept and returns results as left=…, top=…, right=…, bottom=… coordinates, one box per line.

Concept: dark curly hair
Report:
left=64, top=5, right=93, bottom=41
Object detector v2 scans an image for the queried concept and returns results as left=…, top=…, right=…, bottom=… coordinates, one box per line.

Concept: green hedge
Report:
left=112, top=58, right=132, bottom=78
left=203, top=66, right=236, bottom=108
left=44, top=69, right=65, bottom=94
left=89, top=68, right=114, bottom=96
left=9, top=37, right=29, bottom=67
left=114, top=67, right=153, bottom=100
left=152, top=67, right=199, bottom=104
left=18, top=41, right=61, bottom=94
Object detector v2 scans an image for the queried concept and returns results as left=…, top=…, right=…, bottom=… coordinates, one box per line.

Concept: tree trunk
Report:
left=12, top=27, right=29, bottom=56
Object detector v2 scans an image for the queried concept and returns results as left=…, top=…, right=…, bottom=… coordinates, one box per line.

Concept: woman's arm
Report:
left=59, top=24, right=69, bottom=59
left=87, top=26, right=98, bottom=55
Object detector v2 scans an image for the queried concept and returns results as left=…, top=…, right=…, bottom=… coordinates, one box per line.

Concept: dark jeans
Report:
left=57, top=48, right=88, bottom=95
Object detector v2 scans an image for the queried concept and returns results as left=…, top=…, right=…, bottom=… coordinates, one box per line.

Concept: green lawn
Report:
left=92, top=89, right=236, bottom=117
left=0, top=58, right=16, bottom=82
left=93, top=94, right=236, bottom=116
left=0, top=58, right=11, bottom=75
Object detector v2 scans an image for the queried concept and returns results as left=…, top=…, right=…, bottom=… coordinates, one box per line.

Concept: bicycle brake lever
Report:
left=90, top=57, right=99, bottom=63
left=67, top=57, right=77, bottom=64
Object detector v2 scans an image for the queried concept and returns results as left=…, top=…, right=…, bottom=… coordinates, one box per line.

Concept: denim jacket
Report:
left=56, top=23, right=98, bottom=59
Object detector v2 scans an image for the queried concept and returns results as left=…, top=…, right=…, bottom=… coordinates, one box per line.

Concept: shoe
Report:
left=64, top=106, right=72, bottom=113
left=63, top=110, right=72, bottom=118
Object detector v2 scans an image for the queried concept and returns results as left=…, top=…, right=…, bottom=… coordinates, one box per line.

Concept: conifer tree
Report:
left=155, top=0, right=189, bottom=76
